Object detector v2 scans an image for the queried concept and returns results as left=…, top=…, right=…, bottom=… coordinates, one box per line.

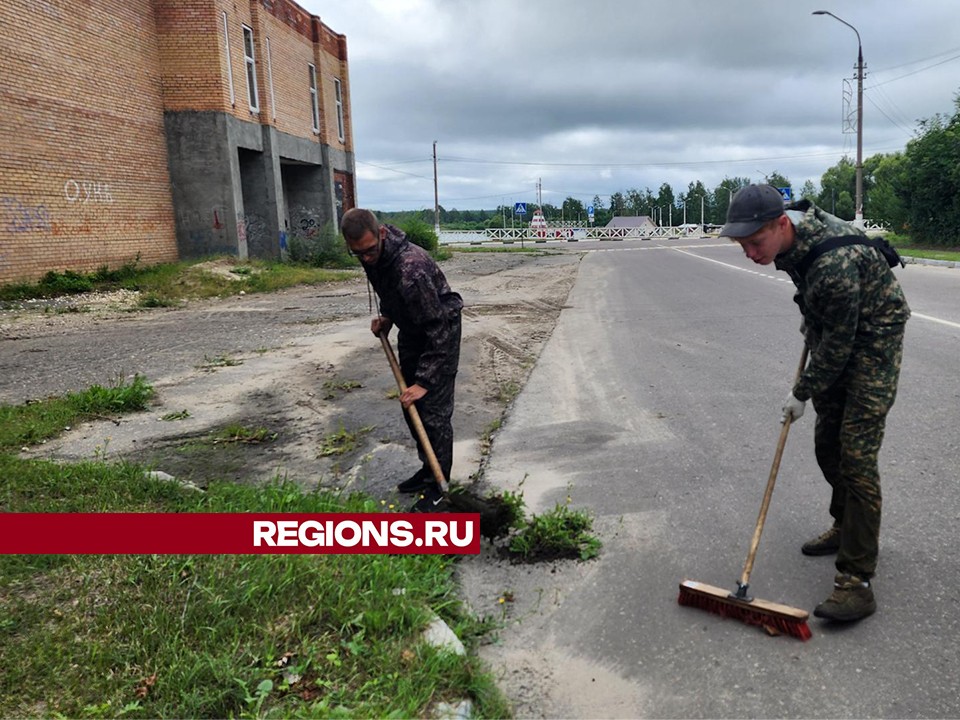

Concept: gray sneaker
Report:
left=813, top=573, right=876, bottom=622
left=801, top=524, right=841, bottom=556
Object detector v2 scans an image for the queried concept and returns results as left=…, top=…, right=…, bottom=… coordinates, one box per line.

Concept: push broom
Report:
left=678, top=346, right=812, bottom=640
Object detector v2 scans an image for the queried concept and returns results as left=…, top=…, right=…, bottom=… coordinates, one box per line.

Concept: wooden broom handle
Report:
left=378, top=332, right=449, bottom=494
left=739, top=345, right=810, bottom=588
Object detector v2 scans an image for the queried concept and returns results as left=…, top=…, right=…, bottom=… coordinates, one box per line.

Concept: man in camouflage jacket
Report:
left=722, top=184, right=910, bottom=623
left=340, top=208, right=463, bottom=512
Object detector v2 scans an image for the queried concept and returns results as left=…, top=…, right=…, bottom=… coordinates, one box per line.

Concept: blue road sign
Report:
left=587, top=205, right=595, bottom=217
left=777, top=187, right=793, bottom=201
left=514, top=202, right=527, bottom=215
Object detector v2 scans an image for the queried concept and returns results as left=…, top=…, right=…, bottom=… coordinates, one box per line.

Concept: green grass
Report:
left=0, top=249, right=481, bottom=308
left=0, top=257, right=358, bottom=306
left=0, top=387, right=511, bottom=719
left=0, top=375, right=153, bottom=451
left=508, top=502, right=602, bottom=562
left=885, top=234, right=960, bottom=262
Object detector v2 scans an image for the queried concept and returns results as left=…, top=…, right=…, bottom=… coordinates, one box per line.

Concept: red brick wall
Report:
left=0, top=0, right=178, bottom=285
left=317, top=21, right=351, bottom=152
left=154, top=0, right=230, bottom=112
left=0, top=0, right=352, bottom=286
left=258, top=8, right=322, bottom=138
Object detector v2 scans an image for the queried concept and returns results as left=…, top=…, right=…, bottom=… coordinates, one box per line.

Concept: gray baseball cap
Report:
left=720, top=184, right=786, bottom=238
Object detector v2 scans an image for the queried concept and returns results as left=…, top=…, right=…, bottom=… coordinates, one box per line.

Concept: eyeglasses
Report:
left=349, top=239, right=381, bottom=259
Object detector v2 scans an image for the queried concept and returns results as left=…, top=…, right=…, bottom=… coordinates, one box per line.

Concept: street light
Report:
left=813, top=10, right=864, bottom=228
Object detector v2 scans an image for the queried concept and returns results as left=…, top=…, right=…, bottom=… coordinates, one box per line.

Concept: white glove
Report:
left=782, top=392, right=806, bottom=423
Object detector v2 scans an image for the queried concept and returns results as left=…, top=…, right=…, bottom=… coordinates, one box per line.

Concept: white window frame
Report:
left=222, top=11, right=235, bottom=106
left=242, top=24, right=259, bottom=112
left=334, top=77, right=345, bottom=142
left=308, top=64, right=320, bottom=133
left=265, top=36, right=276, bottom=120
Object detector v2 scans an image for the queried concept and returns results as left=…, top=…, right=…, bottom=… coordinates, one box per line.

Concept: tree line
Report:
left=378, top=89, right=959, bottom=247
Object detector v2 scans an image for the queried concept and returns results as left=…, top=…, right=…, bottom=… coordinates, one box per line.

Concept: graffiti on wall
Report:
left=63, top=179, right=114, bottom=204
left=239, top=213, right=268, bottom=249
left=295, top=210, right=322, bottom=238
left=2, top=196, right=53, bottom=233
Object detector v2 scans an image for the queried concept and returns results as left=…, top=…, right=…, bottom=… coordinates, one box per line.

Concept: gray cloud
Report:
left=304, top=0, right=960, bottom=210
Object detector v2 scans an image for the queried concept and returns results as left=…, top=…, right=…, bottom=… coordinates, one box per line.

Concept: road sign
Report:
left=587, top=205, right=595, bottom=217
left=514, top=202, right=527, bottom=215
left=777, top=187, right=793, bottom=201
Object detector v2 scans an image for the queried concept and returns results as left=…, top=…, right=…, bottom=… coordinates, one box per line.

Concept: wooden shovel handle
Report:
left=378, top=332, right=449, bottom=494
left=739, top=345, right=810, bottom=588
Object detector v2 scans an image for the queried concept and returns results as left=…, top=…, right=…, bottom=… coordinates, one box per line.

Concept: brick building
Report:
left=0, top=0, right=355, bottom=285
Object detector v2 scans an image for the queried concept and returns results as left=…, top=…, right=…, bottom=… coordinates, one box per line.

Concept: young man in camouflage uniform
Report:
left=340, top=208, right=463, bottom=512
left=722, top=184, right=910, bottom=622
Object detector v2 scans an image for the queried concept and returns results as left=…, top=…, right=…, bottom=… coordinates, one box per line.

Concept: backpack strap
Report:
left=795, top=234, right=903, bottom=278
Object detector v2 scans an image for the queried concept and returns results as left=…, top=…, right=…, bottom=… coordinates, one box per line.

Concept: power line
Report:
left=438, top=147, right=898, bottom=169
left=356, top=159, right=433, bottom=180
left=868, top=52, right=960, bottom=88
left=871, top=44, right=960, bottom=73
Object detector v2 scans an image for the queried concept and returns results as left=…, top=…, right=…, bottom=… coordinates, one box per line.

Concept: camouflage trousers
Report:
left=399, top=324, right=461, bottom=483
left=811, top=327, right=905, bottom=579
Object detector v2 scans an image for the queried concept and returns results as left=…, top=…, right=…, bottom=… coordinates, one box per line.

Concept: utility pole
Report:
left=432, top=141, right=440, bottom=236
left=813, top=11, right=864, bottom=228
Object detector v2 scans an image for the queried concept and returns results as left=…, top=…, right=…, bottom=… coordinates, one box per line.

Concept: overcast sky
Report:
left=300, top=0, right=960, bottom=213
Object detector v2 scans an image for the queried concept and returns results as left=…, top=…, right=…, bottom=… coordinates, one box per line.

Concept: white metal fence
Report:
left=439, top=220, right=890, bottom=245
left=438, top=224, right=706, bottom=244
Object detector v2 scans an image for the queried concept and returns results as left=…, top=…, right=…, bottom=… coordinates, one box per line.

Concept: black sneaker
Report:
left=397, top=469, right=431, bottom=494
left=411, top=484, right=448, bottom=513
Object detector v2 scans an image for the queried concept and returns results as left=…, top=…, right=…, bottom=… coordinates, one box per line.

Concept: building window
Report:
left=308, top=64, right=319, bottom=133
left=223, top=12, right=235, bottom=106
left=334, top=78, right=345, bottom=142
left=242, top=25, right=259, bottom=112
left=265, top=37, right=276, bottom=120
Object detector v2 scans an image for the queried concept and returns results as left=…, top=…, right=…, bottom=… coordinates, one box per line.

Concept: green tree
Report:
left=655, top=183, right=675, bottom=225
left=680, top=181, right=709, bottom=224
left=561, top=196, right=586, bottom=222
left=609, top=191, right=627, bottom=217
left=800, top=179, right=818, bottom=201
left=818, top=157, right=856, bottom=219
left=764, top=171, right=792, bottom=194
left=866, top=152, right=907, bottom=231
left=625, top=187, right=655, bottom=217
left=710, top=177, right=749, bottom=224
left=899, top=92, right=960, bottom=245
left=592, top=195, right=610, bottom=226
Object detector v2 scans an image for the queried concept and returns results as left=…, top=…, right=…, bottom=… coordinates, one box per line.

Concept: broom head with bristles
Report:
left=678, top=579, right=812, bottom=640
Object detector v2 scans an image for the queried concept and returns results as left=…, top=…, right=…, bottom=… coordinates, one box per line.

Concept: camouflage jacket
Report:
left=363, top=225, right=463, bottom=389
left=774, top=201, right=910, bottom=402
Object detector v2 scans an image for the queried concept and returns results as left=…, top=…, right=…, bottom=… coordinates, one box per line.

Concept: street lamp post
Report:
left=813, top=10, right=864, bottom=228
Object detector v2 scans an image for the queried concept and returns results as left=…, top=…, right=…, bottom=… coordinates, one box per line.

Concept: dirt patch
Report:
left=3, top=250, right=584, bottom=506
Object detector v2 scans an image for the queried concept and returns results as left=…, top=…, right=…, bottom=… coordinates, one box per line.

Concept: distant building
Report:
left=0, top=0, right=355, bottom=285
left=605, top=216, right=656, bottom=231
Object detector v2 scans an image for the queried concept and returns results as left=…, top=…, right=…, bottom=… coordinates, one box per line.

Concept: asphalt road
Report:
left=480, top=237, right=960, bottom=718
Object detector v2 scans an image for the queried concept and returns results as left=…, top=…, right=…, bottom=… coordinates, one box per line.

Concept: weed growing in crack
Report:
left=212, top=425, right=277, bottom=444
left=318, top=424, right=373, bottom=457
